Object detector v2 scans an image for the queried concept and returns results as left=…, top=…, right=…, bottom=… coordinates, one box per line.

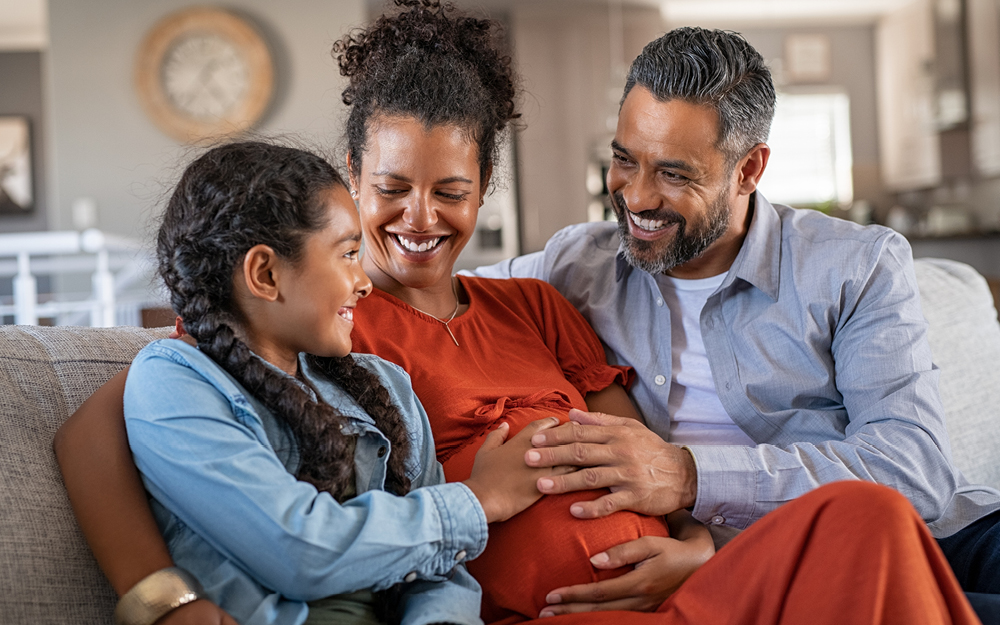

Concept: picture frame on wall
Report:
left=0, top=116, right=33, bottom=214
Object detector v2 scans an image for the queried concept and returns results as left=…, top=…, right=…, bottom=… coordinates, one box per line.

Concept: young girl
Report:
left=105, top=140, right=559, bottom=625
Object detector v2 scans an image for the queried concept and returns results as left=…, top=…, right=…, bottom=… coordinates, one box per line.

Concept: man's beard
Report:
left=613, top=190, right=731, bottom=274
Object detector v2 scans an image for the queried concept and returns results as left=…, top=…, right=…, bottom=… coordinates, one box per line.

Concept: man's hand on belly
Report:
left=525, top=408, right=698, bottom=517
left=537, top=521, right=714, bottom=615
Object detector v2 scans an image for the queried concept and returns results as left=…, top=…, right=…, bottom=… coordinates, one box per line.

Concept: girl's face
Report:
left=278, top=185, right=372, bottom=359
left=351, top=115, right=485, bottom=292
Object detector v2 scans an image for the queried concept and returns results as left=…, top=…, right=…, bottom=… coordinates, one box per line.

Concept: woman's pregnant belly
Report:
left=441, top=397, right=670, bottom=624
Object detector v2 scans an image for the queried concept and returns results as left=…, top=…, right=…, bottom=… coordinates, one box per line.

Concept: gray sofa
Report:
left=2, top=258, right=999, bottom=624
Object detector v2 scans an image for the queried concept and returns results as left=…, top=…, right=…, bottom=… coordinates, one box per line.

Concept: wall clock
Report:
left=134, top=7, right=274, bottom=144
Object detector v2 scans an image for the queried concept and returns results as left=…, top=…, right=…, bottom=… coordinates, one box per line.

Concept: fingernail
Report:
left=538, top=478, right=554, bottom=491
left=498, top=422, right=509, bottom=429
left=545, top=593, right=561, bottom=604
left=570, top=504, right=584, bottom=517
left=531, top=434, right=546, bottom=445
left=590, top=552, right=609, bottom=566
left=526, top=450, right=541, bottom=463
left=549, top=416, right=560, bottom=424
left=539, top=610, right=555, bottom=618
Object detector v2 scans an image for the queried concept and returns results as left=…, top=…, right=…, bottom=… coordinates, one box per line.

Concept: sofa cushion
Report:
left=914, top=258, right=1000, bottom=492
left=0, top=325, right=167, bottom=624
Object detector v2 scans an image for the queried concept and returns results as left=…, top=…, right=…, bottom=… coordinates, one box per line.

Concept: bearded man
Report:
left=479, top=26, right=1000, bottom=621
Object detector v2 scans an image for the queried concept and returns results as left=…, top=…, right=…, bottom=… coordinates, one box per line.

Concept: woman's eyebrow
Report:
left=371, top=171, right=410, bottom=181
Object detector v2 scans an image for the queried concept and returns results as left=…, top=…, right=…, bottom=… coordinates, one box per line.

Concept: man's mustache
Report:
left=611, top=191, right=685, bottom=225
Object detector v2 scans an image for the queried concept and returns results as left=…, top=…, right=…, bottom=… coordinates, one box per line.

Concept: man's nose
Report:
left=621, top=173, right=661, bottom=214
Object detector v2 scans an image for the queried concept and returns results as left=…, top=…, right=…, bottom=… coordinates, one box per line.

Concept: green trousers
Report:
left=304, top=590, right=381, bottom=625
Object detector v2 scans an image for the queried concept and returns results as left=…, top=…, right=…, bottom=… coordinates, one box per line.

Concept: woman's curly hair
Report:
left=333, top=0, right=519, bottom=184
left=157, top=141, right=412, bottom=503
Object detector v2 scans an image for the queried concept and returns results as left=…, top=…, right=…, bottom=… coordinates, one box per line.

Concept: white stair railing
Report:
left=0, top=229, right=161, bottom=327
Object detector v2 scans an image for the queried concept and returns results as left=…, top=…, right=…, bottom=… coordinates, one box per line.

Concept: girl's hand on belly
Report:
left=463, top=417, right=572, bottom=523
left=538, top=513, right=715, bottom=615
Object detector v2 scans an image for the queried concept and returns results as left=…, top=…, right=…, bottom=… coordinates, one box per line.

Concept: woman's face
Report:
left=351, top=115, right=484, bottom=292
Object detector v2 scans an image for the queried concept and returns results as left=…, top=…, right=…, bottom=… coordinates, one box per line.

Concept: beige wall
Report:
left=510, top=1, right=661, bottom=253
left=46, top=0, right=366, bottom=242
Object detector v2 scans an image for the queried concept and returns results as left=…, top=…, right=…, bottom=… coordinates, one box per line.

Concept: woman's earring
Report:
left=351, top=189, right=359, bottom=200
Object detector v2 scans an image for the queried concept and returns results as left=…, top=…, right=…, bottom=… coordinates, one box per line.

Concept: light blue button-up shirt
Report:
left=124, top=340, right=487, bottom=625
left=476, top=193, right=1000, bottom=540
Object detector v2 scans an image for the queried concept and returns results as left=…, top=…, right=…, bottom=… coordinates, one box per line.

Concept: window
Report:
left=757, top=91, right=854, bottom=209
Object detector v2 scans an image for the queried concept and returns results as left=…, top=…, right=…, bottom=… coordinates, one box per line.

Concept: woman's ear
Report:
left=346, top=153, right=359, bottom=200
left=479, top=164, right=493, bottom=206
left=242, top=244, right=282, bottom=302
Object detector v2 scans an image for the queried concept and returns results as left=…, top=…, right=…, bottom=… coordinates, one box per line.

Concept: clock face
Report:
left=135, top=8, right=274, bottom=143
left=163, top=34, right=249, bottom=120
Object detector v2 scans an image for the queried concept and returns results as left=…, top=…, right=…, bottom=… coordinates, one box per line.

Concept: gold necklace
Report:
left=408, top=279, right=461, bottom=347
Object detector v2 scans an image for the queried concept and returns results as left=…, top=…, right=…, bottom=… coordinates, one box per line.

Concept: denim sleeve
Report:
left=124, top=347, right=488, bottom=606
left=688, top=232, right=959, bottom=530
left=380, top=359, right=485, bottom=625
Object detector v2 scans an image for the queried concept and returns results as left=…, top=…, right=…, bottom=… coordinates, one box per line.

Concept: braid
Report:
left=310, top=355, right=412, bottom=495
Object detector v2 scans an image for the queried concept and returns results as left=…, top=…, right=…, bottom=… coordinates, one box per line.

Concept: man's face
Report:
left=608, top=87, right=737, bottom=276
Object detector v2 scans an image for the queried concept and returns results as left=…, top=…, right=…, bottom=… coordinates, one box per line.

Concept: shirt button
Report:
left=656, top=298, right=664, bottom=307
left=711, top=515, right=726, bottom=525
left=404, top=571, right=417, bottom=583
left=377, top=446, right=387, bottom=458
left=454, top=550, right=467, bottom=562
left=725, top=382, right=731, bottom=390
left=654, top=374, right=666, bottom=386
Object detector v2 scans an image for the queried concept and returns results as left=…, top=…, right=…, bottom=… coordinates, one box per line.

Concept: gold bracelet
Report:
left=114, top=567, right=206, bottom=625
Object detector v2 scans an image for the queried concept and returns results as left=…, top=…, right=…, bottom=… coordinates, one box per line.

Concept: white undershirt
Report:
left=659, top=273, right=756, bottom=446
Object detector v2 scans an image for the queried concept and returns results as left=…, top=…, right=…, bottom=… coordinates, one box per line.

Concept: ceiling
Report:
left=0, top=0, right=922, bottom=51
left=368, top=0, right=921, bottom=24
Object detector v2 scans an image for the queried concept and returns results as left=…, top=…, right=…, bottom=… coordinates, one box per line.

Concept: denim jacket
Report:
left=124, top=340, right=488, bottom=625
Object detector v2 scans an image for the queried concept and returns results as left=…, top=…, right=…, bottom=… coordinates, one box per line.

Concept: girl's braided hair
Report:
left=333, top=0, right=519, bottom=184
left=157, top=141, right=412, bottom=502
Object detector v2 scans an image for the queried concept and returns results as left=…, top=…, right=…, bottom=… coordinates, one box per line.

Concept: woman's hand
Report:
left=463, top=417, right=567, bottom=524
left=538, top=511, right=714, bottom=615
left=155, top=599, right=238, bottom=625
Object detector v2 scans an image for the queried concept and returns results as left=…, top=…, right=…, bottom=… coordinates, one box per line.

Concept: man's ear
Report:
left=735, top=143, right=770, bottom=196
left=242, top=244, right=282, bottom=302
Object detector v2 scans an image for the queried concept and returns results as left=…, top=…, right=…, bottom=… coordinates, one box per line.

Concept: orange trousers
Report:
left=491, top=481, right=980, bottom=625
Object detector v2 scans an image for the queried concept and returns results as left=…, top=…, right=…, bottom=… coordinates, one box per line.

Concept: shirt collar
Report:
left=613, top=192, right=782, bottom=301
left=724, top=191, right=781, bottom=301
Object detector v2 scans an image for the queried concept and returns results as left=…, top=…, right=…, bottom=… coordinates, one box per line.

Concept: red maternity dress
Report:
left=351, top=276, right=977, bottom=625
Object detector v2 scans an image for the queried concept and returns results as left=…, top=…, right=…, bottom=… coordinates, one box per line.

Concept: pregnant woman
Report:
left=55, top=2, right=978, bottom=625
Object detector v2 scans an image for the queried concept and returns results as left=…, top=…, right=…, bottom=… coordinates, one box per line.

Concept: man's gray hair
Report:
left=623, top=27, right=776, bottom=164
